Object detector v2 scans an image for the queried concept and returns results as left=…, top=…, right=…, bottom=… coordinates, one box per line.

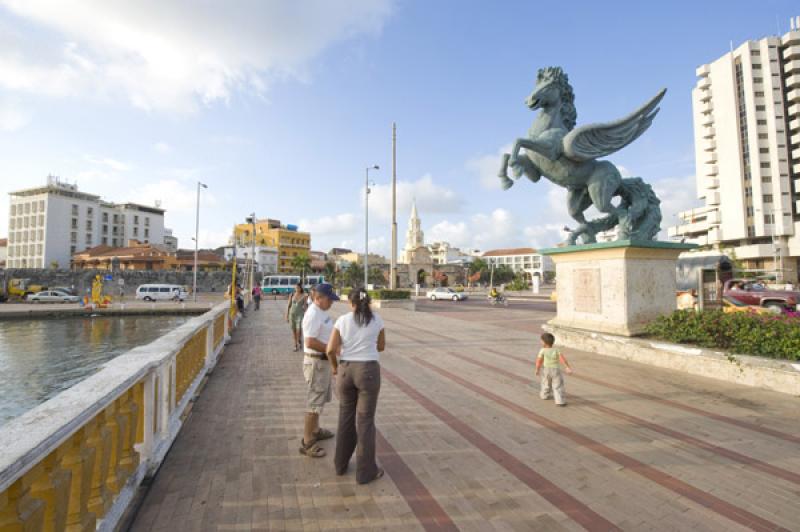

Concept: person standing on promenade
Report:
left=326, top=288, right=386, bottom=484
left=535, top=332, right=573, bottom=406
left=252, top=284, right=262, bottom=311
left=286, top=282, right=308, bottom=352
left=299, top=282, right=338, bottom=457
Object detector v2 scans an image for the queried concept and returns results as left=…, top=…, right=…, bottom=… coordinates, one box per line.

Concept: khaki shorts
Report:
left=303, top=359, right=332, bottom=414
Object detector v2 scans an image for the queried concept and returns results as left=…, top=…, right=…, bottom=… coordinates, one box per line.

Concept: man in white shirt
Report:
left=299, top=283, right=339, bottom=457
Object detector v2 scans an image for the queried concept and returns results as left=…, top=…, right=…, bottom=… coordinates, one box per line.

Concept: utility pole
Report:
left=391, top=122, right=397, bottom=290
left=193, top=181, right=208, bottom=302
left=249, top=213, right=256, bottom=296
left=364, top=165, right=379, bottom=288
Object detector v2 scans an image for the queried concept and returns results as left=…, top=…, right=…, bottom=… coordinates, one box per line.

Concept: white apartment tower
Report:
left=7, top=176, right=166, bottom=269
left=669, top=18, right=800, bottom=281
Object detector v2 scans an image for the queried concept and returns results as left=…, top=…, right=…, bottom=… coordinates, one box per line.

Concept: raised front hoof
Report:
left=499, top=176, right=515, bottom=190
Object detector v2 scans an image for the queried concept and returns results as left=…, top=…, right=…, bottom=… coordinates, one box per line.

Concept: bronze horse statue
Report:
left=500, top=66, right=665, bottom=245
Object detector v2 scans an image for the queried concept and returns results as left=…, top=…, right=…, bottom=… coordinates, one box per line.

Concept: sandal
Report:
left=298, top=439, right=326, bottom=458
left=358, top=468, right=384, bottom=485
left=313, top=428, right=334, bottom=441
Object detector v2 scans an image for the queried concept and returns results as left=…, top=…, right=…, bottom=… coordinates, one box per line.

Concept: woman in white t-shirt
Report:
left=326, top=287, right=385, bottom=484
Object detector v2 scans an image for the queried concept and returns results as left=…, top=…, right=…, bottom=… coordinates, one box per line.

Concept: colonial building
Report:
left=668, top=18, right=800, bottom=281
left=233, top=218, right=310, bottom=274
left=398, top=201, right=433, bottom=287
left=71, top=241, right=226, bottom=271
left=7, top=176, right=166, bottom=269
left=482, top=248, right=554, bottom=280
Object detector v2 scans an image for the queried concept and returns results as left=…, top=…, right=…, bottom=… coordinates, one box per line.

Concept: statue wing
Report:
left=562, top=88, right=666, bottom=162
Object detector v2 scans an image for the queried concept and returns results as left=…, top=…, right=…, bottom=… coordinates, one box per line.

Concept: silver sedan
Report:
left=27, top=290, right=81, bottom=303
left=427, top=287, right=468, bottom=301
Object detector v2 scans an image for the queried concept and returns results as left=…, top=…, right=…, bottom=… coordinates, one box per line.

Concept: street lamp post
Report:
left=365, top=165, right=379, bottom=288
left=246, top=213, right=256, bottom=295
left=193, top=181, right=208, bottom=302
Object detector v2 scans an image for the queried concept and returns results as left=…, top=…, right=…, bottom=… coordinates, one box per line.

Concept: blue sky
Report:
left=0, top=0, right=798, bottom=255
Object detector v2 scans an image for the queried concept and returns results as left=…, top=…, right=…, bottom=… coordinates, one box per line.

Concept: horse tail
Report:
left=619, top=178, right=662, bottom=240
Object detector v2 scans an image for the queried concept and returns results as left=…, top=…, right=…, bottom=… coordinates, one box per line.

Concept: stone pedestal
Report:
left=540, top=240, right=696, bottom=336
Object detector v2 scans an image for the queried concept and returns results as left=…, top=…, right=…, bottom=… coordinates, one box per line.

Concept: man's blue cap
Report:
left=315, top=283, right=339, bottom=301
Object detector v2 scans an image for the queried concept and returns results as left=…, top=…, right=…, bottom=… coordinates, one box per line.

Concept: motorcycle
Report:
left=488, top=294, right=508, bottom=307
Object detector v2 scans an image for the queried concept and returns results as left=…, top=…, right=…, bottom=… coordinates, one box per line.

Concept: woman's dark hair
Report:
left=541, top=332, right=555, bottom=347
left=349, top=287, right=373, bottom=326
left=295, top=282, right=303, bottom=291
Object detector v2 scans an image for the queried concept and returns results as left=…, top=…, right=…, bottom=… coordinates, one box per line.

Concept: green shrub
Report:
left=340, top=287, right=352, bottom=297
left=506, top=277, right=528, bottom=291
left=368, top=289, right=411, bottom=300
left=644, top=310, right=800, bottom=360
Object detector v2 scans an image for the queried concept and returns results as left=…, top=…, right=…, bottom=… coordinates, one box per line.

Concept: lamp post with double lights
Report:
left=364, top=165, right=379, bottom=288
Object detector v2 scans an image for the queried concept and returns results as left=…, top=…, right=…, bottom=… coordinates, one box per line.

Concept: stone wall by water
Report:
left=1, top=268, right=259, bottom=295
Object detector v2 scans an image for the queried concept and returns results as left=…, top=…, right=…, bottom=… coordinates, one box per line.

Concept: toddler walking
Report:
left=535, top=333, right=573, bottom=406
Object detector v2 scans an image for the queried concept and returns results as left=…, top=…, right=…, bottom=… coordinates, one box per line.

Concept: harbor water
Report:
left=0, top=315, right=192, bottom=426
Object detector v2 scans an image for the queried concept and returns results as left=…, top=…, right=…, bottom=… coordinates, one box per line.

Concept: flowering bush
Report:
left=644, top=310, right=800, bottom=360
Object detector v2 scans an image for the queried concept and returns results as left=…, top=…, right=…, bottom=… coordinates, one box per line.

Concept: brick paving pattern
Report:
left=129, top=300, right=800, bottom=531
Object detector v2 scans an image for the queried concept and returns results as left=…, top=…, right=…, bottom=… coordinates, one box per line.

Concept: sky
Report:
left=0, top=0, right=798, bottom=256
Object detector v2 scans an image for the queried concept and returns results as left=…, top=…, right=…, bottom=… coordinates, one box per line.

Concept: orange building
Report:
left=71, top=240, right=227, bottom=271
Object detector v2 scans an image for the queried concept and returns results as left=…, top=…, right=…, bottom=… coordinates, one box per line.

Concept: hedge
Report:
left=644, top=310, right=800, bottom=360
left=368, top=289, right=411, bottom=300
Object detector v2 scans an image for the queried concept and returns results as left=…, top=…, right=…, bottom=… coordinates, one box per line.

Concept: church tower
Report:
left=402, top=200, right=425, bottom=263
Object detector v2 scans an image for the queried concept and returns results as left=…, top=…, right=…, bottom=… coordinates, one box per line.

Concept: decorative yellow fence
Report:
left=0, top=302, right=236, bottom=531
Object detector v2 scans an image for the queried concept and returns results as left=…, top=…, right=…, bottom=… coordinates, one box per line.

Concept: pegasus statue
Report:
left=499, top=66, right=665, bottom=245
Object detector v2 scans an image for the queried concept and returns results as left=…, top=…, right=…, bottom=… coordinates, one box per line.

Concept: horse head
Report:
left=525, top=66, right=576, bottom=131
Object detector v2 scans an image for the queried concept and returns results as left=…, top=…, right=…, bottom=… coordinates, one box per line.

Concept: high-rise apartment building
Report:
left=669, top=18, right=800, bottom=281
left=7, top=176, right=166, bottom=269
left=232, top=218, right=310, bottom=273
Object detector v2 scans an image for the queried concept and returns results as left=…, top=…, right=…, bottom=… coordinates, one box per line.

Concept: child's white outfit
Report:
left=537, top=347, right=566, bottom=405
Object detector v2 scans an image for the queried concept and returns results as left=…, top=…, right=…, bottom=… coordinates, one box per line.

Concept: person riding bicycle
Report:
left=489, top=287, right=501, bottom=300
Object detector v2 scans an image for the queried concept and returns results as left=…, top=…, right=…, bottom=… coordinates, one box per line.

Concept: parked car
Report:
left=427, top=287, right=468, bottom=301
left=136, top=284, right=188, bottom=302
left=26, top=290, right=81, bottom=303
left=722, top=279, right=798, bottom=313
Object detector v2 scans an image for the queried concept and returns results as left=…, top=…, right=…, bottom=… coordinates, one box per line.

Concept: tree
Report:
left=494, top=265, right=515, bottom=285
left=469, top=258, right=488, bottom=275
left=341, top=263, right=363, bottom=288
left=290, top=253, right=311, bottom=281
left=323, top=260, right=338, bottom=286
left=368, top=267, right=385, bottom=287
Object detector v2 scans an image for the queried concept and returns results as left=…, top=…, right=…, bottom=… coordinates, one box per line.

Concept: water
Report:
left=0, top=315, right=192, bottom=426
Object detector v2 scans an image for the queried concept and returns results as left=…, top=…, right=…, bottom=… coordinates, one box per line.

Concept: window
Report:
left=756, top=105, right=765, bottom=111
left=759, top=148, right=769, bottom=154
left=70, top=232, right=77, bottom=243
left=38, top=215, right=43, bottom=225
left=757, top=119, right=767, bottom=125
left=87, top=207, right=93, bottom=216
left=760, top=162, right=770, bottom=168
left=102, top=237, right=108, bottom=244
left=751, top=50, right=760, bottom=56
left=144, top=228, right=149, bottom=238
left=133, top=227, right=138, bottom=237
left=745, top=187, right=753, bottom=197
left=102, top=212, right=108, bottom=222
left=37, top=244, right=42, bottom=255
left=763, top=194, right=773, bottom=203
left=31, top=202, right=37, bottom=214
left=102, top=224, right=108, bottom=233
left=38, top=230, right=43, bottom=240
left=24, top=203, right=30, bottom=214
left=71, top=218, right=78, bottom=229
left=134, top=215, right=139, bottom=224
left=86, top=220, right=92, bottom=230
left=762, top=175, right=772, bottom=183
left=23, top=217, right=28, bottom=228
left=9, top=219, right=15, bottom=230
left=10, top=205, right=15, bottom=216
left=764, top=214, right=774, bottom=224
left=758, top=133, right=768, bottom=139
left=113, top=214, right=118, bottom=223
left=39, top=200, right=44, bottom=211
left=753, top=77, right=763, bottom=83
left=71, top=204, right=78, bottom=216
left=70, top=245, right=76, bottom=254
left=755, top=91, right=765, bottom=97
left=86, top=234, right=92, bottom=245
left=752, top=63, right=762, bottom=70
left=747, top=226, right=756, bottom=238
left=145, top=217, right=150, bottom=227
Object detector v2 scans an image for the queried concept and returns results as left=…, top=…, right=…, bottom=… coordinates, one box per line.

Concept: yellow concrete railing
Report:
left=0, top=301, right=235, bottom=531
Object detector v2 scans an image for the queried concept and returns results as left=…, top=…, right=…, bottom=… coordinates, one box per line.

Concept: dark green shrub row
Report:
left=368, top=289, right=411, bottom=300
left=644, top=310, right=800, bottom=360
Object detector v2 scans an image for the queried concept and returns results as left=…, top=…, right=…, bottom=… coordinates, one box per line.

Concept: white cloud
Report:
left=368, top=174, right=460, bottom=222
left=467, top=144, right=513, bottom=190
left=84, top=155, right=131, bottom=171
left=0, top=98, right=30, bottom=131
left=127, top=179, right=217, bottom=214
left=652, top=174, right=703, bottom=236
left=298, top=213, right=359, bottom=237
left=195, top=228, right=230, bottom=249
left=0, top=0, right=394, bottom=113
left=154, top=142, right=171, bottom=153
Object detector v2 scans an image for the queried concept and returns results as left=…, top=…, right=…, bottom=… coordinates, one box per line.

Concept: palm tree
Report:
left=290, top=253, right=312, bottom=283
left=324, top=260, right=337, bottom=286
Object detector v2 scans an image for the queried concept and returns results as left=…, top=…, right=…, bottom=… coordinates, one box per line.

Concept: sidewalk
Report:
left=129, top=300, right=800, bottom=531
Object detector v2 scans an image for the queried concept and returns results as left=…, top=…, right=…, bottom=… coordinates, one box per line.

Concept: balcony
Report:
left=700, top=112, right=714, bottom=126
left=702, top=126, right=715, bottom=139
left=696, top=64, right=710, bottom=77
left=784, top=59, right=800, bottom=74
left=706, top=164, right=719, bottom=176
left=790, top=117, right=800, bottom=132
left=707, top=210, right=721, bottom=225
left=704, top=150, right=718, bottom=164
left=699, top=99, right=714, bottom=114
left=697, top=77, right=711, bottom=90
left=705, top=177, right=720, bottom=189
left=702, top=139, right=716, bottom=151
left=707, top=191, right=721, bottom=205
left=786, top=73, right=800, bottom=90
left=783, top=44, right=800, bottom=60
left=788, top=88, right=800, bottom=103
left=793, top=146, right=800, bottom=161
left=707, top=227, right=722, bottom=243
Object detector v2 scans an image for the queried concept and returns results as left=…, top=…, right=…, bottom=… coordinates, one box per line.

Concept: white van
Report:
left=135, top=284, right=188, bottom=302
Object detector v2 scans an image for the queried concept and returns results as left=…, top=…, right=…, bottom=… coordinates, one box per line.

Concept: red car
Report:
left=723, top=279, right=798, bottom=313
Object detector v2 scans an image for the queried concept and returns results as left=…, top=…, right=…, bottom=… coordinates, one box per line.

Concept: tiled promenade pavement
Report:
left=129, top=300, right=800, bottom=531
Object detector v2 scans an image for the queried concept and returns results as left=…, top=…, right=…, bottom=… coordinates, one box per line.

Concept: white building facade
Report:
left=482, top=248, right=554, bottom=279
left=163, top=228, right=178, bottom=253
left=427, top=241, right=473, bottom=265
left=222, top=245, right=278, bottom=274
left=668, top=20, right=800, bottom=281
left=7, top=176, right=166, bottom=269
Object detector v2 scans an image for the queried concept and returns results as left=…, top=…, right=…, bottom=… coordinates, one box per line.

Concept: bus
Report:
left=261, top=275, right=325, bottom=295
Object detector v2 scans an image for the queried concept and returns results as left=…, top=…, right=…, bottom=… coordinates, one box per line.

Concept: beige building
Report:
left=669, top=19, right=800, bottom=281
